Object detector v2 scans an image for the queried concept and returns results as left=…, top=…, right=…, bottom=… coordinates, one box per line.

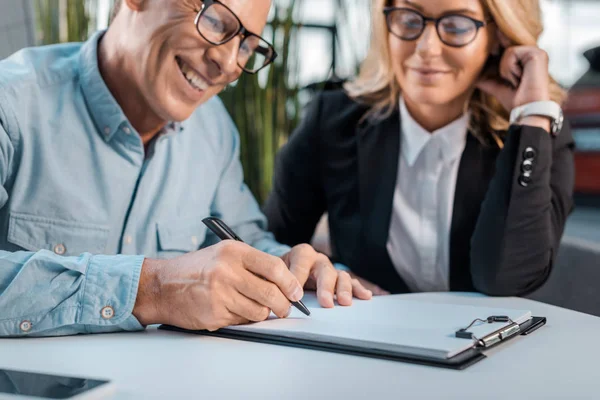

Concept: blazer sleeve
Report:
left=263, top=94, right=327, bottom=246
left=470, top=122, right=575, bottom=296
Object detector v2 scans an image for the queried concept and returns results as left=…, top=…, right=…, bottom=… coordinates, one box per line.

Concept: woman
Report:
left=264, top=0, right=574, bottom=296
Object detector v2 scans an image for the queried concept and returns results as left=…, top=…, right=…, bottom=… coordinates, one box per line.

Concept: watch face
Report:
left=552, top=110, right=564, bottom=135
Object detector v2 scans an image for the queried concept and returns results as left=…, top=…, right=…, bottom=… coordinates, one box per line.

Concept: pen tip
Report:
left=293, top=301, right=310, bottom=316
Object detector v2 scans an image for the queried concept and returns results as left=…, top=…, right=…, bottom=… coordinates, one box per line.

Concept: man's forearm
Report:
left=0, top=250, right=145, bottom=337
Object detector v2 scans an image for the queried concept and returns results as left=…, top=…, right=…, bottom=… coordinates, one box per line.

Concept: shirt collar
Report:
left=78, top=31, right=182, bottom=142
left=399, top=96, right=470, bottom=166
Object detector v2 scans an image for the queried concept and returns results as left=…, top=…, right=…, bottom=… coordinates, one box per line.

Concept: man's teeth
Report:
left=179, top=60, right=209, bottom=91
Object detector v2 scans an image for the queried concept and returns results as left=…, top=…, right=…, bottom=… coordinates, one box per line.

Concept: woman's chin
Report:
left=403, top=86, right=460, bottom=107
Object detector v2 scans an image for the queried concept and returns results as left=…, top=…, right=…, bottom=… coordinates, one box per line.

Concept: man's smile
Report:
left=176, top=56, right=211, bottom=92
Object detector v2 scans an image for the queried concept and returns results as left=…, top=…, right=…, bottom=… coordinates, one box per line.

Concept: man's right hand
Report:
left=132, top=241, right=304, bottom=331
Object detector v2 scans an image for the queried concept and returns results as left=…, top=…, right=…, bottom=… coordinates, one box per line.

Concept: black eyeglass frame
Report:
left=194, top=0, right=278, bottom=74
left=383, top=7, right=490, bottom=48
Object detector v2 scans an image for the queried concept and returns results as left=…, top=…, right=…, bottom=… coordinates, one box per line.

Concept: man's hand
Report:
left=132, top=241, right=304, bottom=331
left=346, top=271, right=390, bottom=296
left=281, top=244, right=373, bottom=308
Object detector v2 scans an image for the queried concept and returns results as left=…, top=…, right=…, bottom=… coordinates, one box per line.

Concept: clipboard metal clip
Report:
left=455, top=315, right=521, bottom=348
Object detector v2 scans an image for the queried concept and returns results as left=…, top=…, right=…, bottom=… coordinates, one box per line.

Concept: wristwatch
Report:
left=509, top=101, right=564, bottom=136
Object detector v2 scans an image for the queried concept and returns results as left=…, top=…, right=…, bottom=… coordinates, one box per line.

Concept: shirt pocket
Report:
left=7, top=212, right=110, bottom=256
left=156, top=216, right=206, bottom=259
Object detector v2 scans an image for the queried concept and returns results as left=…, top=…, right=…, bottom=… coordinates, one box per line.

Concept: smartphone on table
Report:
left=0, top=368, right=114, bottom=400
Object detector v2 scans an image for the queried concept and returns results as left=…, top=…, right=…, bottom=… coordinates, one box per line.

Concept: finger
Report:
left=225, top=313, right=251, bottom=328
left=496, top=30, right=512, bottom=49
left=509, top=63, right=523, bottom=86
left=314, top=259, right=337, bottom=308
left=351, top=278, right=373, bottom=300
left=476, top=78, right=514, bottom=101
left=205, top=312, right=249, bottom=332
left=227, top=291, right=274, bottom=322
left=499, top=50, right=519, bottom=88
left=303, top=276, right=317, bottom=291
left=242, top=247, right=304, bottom=303
left=372, top=286, right=391, bottom=296
left=510, top=46, right=548, bottom=66
left=349, top=273, right=377, bottom=293
left=236, top=270, right=292, bottom=318
left=347, top=272, right=390, bottom=296
left=285, top=244, right=317, bottom=288
left=511, top=61, right=523, bottom=79
left=505, top=47, right=548, bottom=82
left=335, top=271, right=353, bottom=306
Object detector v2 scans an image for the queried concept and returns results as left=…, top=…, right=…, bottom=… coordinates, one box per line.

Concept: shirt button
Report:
left=123, top=235, right=133, bottom=245
left=191, top=235, right=198, bottom=246
left=123, top=127, right=131, bottom=135
left=101, top=306, right=115, bottom=319
left=104, top=126, right=111, bottom=136
left=53, top=243, right=66, bottom=255
left=19, top=320, right=32, bottom=332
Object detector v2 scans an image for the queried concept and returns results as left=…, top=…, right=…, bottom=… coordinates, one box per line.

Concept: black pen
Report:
left=202, top=217, right=310, bottom=316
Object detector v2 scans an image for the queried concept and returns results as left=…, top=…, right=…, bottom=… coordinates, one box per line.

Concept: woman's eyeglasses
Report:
left=195, top=0, right=277, bottom=74
left=383, top=7, right=490, bottom=48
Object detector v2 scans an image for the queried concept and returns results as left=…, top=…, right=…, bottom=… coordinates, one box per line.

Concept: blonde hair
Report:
left=344, top=0, right=567, bottom=146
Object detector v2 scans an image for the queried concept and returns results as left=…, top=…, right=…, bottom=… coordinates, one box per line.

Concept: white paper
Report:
left=226, top=294, right=531, bottom=360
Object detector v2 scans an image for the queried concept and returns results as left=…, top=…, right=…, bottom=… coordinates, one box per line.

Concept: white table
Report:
left=1, top=292, right=598, bottom=400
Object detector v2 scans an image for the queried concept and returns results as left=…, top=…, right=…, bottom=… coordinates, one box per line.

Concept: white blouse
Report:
left=386, top=98, right=470, bottom=292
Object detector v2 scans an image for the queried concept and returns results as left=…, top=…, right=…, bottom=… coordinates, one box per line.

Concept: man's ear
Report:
left=123, top=0, right=145, bottom=12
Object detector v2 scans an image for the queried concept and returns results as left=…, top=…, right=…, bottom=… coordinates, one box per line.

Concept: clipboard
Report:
left=158, top=316, right=545, bottom=370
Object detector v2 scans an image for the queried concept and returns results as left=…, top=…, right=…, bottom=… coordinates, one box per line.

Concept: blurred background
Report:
left=1, top=0, right=599, bottom=223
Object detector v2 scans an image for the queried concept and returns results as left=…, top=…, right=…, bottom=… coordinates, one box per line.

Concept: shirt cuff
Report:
left=333, top=262, right=351, bottom=272
left=252, top=237, right=291, bottom=258
left=78, top=254, right=145, bottom=332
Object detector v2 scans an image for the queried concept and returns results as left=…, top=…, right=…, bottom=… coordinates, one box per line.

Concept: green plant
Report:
left=219, top=0, right=366, bottom=204
left=219, top=0, right=302, bottom=204
left=35, top=0, right=90, bottom=45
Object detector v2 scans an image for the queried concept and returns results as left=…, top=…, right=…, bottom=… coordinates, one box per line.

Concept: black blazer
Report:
left=264, top=90, right=575, bottom=296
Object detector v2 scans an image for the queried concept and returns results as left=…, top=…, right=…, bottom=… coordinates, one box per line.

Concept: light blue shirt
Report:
left=0, top=31, right=290, bottom=337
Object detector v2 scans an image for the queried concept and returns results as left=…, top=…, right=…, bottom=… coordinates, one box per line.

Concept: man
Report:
left=0, top=0, right=371, bottom=337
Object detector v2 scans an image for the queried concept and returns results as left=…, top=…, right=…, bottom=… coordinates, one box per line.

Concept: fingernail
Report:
left=284, top=305, right=292, bottom=318
left=319, top=291, right=334, bottom=307
left=291, top=285, right=304, bottom=302
left=339, top=292, right=351, bottom=303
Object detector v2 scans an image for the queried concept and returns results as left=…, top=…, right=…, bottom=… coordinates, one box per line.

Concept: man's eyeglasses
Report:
left=194, top=0, right=277, bottom=74
left=383, top=7, right=490, bottom=48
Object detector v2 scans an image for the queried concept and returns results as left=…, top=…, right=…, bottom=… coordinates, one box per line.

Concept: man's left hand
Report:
left=281, top=244, right=373, bottom=308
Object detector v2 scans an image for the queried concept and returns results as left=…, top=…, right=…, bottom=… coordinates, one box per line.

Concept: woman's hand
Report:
left=476, top=33, right=552, bottom=131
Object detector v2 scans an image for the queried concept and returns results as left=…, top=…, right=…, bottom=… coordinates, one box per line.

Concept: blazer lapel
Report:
left=355, top=113, right=498, bottom=293
left=449, top=133, right=497, bottom=290
left=356, top=111, right=409, bottom=293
